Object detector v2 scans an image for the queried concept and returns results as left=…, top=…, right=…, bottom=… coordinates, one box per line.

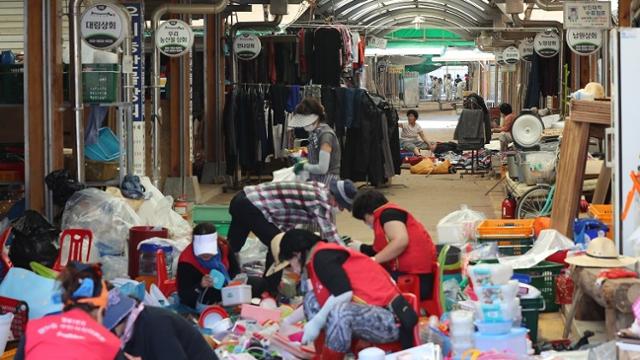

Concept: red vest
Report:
left=177, top=238, right=231, bottom=286
left=307, top=242, right=400, bottom=307
left=373, top=203, right=435, bottom=274
left=25, top=309, right=121, bottom=360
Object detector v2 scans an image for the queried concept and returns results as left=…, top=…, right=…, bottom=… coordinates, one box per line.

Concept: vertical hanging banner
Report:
left=534, top=32, right=561, bottom=58
left=124, top=2, right=146, bottom=175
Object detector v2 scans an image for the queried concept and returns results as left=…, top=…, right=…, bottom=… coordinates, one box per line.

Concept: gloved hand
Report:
left=347, top=240, right=363, bottom=252
left=293, top=161, right=307, bottom=174
left=301, top=317, right=324, bottom=344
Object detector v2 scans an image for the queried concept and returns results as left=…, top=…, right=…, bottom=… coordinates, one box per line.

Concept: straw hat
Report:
left=266, top=233, right=289, bottom=277
left=565, top=236, right=636, bottom=268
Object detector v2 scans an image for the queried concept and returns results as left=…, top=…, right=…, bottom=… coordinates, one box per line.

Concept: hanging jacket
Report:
left=373, top=203, right=435, bottom=274
left=454, top=109, right=489, bottom=148
left=307, top=242, right=400, bottom=307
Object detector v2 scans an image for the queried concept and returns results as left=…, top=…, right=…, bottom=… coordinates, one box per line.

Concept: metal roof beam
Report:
left=354, top=3, right=484, bottom=25
left=342, top=0, right=490, bottom=22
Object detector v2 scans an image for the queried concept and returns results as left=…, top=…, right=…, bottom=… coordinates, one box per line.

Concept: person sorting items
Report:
left=15, top=263, right=122, bottom=360
left=103, top=288, right=218, bottom=360
left=269, top=230, right=418, bottom=359
left=349, top=190, right=437, bottom=301
left=491, top=103, right=516, bottom=152
left=227, top=179, right=357, bottom=289
left=399, top=110, right=434, bottom=156
left=289, top=98, right=342, bottom=186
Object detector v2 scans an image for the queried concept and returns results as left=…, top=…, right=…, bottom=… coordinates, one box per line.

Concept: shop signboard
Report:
left=534, top=32, right=560, bottom=58
left=233, top=34, right=262, bottom=60
left=367, top=36, right=388, bottom=49
left=156, top=20, right=194, bottom=57
left=80, top=3, right=127, bottom=50
left=518, top=38, right=534, bottom=61
left=567, top=28, right=603, bottom=55
left=495, top=50, right=505, bottom=65
left=503, top=46, right=520, bottom=64
left=564, top=2, right=611, bottom=29
left=124, top=1, right=145, bottom=175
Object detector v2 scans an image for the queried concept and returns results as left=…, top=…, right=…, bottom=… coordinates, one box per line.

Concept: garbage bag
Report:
left=9, top=210, right=59, bottom=269
left=238, top=237, right=268, bottom=277
left=61, top=188, right=141, bottom=257
left=45, top=169, right=85, bottom=207
left=437, top=205, right=486, bottom=245
left=137, top=196, right=191, bottom=243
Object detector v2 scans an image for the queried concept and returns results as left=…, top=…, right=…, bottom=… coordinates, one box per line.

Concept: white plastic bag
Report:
left=436, top=205, right=486, bottom=245
left=238, top=237, right=268, bottom=276
left=62, top=188, right=142, bottom=257
left=272, top=166, right=309, bottom=183
left=137, top=196, right=192, bottom=243
left=498, top=229, right=575, bottom=269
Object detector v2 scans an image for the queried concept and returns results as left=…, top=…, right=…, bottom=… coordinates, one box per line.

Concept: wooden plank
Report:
left=620, top=0, right=631, bottom=26
left=551, top=118, right=591, bottom=237
left=204, top=14, right=216, bottom=163
left=25, top=0, right=45, bottom=213
left=593, top=163, right=612, bottom=204
left=571, top=114, right=612, bottom=126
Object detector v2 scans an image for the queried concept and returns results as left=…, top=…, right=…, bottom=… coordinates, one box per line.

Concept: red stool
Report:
left=53, top=229, right=93, bottom=271
left=0, top=227, right=13, bottom=276
left=396, top=262, right=443, bottom=318
left=156, top=249, right=177, bottom=297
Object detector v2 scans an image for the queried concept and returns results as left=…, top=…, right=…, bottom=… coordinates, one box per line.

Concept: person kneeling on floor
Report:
left=269, top=230, right=418, bottom=359
left=177, top=223, right=266, bottom=311
left=399, top=110, right=435, bottom=156
left=349, top=190, right=437, bottom=301
left=104, top=288, right=218, bottom=360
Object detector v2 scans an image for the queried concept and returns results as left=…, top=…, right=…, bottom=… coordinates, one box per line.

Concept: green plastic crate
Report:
left=0, top=64, right=23, bottom=104
left=470, top=260, right=562, bottom=313
left=477, top=237, right=534, bottom=256
left=521, top=296, right=544, bottom=344
left=82, top=63, right=120, bottom=103
left=192, top=205, right=232, bottom=224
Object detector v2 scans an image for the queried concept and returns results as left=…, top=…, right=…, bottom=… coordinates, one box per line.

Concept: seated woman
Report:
left=349, top=190, right=436, bottom=300
left=491, top=103, right=516, bottom=152
left=399, top=110, right=435, bottom=156
left=177, top=223, right=266, bottom=310
left=15, top=263, right=122, bottom=360
left=268, top=230, right=417, bottom=359
left=103, top=289, right=218, bottom=360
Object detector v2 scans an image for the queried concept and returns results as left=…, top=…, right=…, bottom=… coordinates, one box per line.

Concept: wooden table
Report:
left=564, top=267, right=640, bottom=340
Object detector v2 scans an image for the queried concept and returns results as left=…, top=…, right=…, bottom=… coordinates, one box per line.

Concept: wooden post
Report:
left=169, top=57, right=180, bottom=177
left=550, top=118, right=591, bottom=236
left=50, top=0, right=64, bottom=170
left=593, top=163, right=612, bottom=204
left=620, top=0, right=631, bottom=26
left=24, top=0, right=46, bottom=213
left=204, top=14, right=216, bottom=163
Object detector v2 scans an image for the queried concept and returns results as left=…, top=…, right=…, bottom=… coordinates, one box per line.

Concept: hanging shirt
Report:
left=400, top=122, right=423, bottom=141
left=313, top=28, right=343, bottom=86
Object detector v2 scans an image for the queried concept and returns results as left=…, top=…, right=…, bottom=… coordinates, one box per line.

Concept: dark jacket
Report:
left=123, top=306, right=218, bottom=360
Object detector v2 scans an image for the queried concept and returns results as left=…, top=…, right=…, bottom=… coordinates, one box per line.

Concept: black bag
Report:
left=389, top=295, right=418, bottom=349
left=45, top=169, right=85, bottom=207
left=9, top=210, right=59, bottom=269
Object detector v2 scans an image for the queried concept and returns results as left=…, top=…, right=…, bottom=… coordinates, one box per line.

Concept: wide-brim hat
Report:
left=329, top=179, right=357, bottom=211
left=265, top=233, right=289, bottom=277
left=288, top=114, right=319, bottom=128
left=565, top=236, right=636, bottom=268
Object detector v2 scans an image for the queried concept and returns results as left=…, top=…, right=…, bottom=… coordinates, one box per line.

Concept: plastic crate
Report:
left=477, top=237, right=534, bottom=256
left=521, top=296, right=544, bottom=344
left=82, top=63, right=120, bottom=103
left=192, top=205, right=232, bottom=224
left=514, top=261, right=563, bottom=313
left=477, top=219, right=535, bottom=238
left=588, top=204, right=614, bottom=239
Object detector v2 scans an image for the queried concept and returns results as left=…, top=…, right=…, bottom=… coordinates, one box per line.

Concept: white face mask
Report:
left=304, top=123, right=316, bottom=132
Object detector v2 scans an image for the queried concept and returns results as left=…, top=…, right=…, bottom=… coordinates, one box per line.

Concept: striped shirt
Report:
left=244, top=181, right=342, bottom=244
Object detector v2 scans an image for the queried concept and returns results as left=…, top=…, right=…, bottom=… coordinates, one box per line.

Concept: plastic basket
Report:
left=521, top=296, right=544, bottom=344
left=477, top=237, right=534, bottom=256
left=588, top=204, right=613, bottom=221
left=514, top=261, right=563, bottom=313
left=477, top=219, right=535, bottom=239
left=85, top=128, right=120, bottom=162
left=192, top=205, right=232, bottom=224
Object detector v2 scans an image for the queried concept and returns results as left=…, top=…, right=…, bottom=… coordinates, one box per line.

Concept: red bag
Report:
left=555, top=269, right=574, bottom=305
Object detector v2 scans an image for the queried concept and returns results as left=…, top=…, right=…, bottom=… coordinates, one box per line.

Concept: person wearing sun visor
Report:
left=268, top=230, right=418, bottom=359
left=289, top=97, right=341, bottom=187
left=14, top=262, right=122, bottom=360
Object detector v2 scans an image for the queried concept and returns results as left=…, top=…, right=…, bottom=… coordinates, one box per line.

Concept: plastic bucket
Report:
left=0, top=312, right=14, bottom=353
left=128, top=226, right=168, bottom=278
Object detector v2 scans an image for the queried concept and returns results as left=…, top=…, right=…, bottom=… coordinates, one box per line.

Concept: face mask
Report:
left=304, top=123, right=316, bottom=132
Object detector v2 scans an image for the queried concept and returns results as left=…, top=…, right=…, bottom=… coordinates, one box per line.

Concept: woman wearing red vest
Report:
left=15, top=263, right=124, bottom=360
left=268, top=230, right=417, bottom=359
left=350, top=190, right=436, bottom=300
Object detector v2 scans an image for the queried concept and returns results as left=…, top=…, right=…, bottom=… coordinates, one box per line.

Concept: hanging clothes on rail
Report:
left=313, top=27, right=343, bottom=86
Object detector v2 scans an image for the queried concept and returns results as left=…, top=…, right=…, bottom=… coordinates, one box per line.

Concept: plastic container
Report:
left=520, top=296, right=544, bottom=344
left=475, top=321, right=513, bottom=335
left=82, top=63, right=121, bottom=103
left=477, top=237, right=534, bottom=256
left=358, top=347, right=386, bottom=360
left=474, top=327, right=528, bottom=354
left=128, top=226, right=169, bottom=278
left=477, top=219, right=535, bottom=239
left=138, top=243, right=173, bottom=276
left=518, top=151, right=556, bottom=186
left=221, top=285, right=252, bottom=306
